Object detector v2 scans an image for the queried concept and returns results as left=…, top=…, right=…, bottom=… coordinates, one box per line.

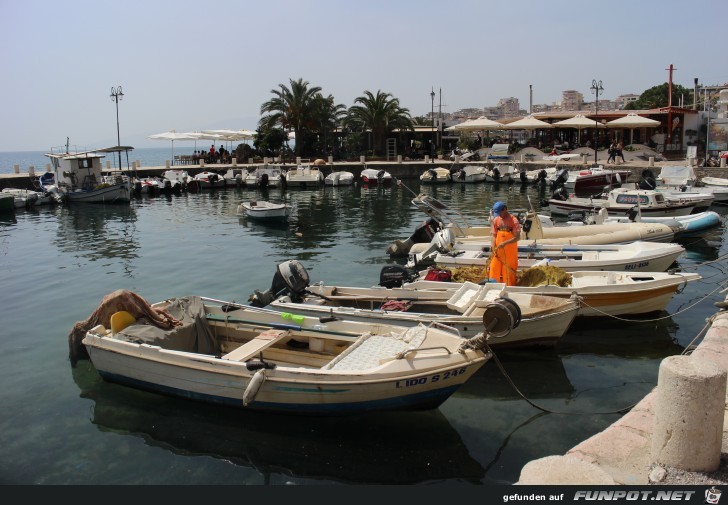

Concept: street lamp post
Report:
left=430, top=88, right=436, bottom=158
left=110, top=86, right=124, bottom=169
left=590, top=79, right=603, bottom=164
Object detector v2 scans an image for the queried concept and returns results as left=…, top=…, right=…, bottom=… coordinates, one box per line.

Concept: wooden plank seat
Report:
left=222, top=329, right=290, bottom=362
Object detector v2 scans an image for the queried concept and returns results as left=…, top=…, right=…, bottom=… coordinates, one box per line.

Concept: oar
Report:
left=204, top=313, right=361, bottom=338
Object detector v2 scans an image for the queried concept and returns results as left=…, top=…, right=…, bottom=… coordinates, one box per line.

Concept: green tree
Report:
left=344, top=90, right=414, bottom=155
left=624, top=82, right=693, bottom=110
left=260, top=78, right=322, bottom=156
left=253, top=126, right=288, bottom=157
left=309, top=93, right=346, bottom=156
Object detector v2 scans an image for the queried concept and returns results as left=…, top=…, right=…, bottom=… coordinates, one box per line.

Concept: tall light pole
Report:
left=590, top=79, right=603, bottom=164
left=110, top=86, right=124, bottom=169
left=430, top=88, right=436, bottom=157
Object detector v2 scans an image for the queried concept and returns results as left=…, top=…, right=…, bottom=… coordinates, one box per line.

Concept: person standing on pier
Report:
left=488, top=201, right=521, bottom=286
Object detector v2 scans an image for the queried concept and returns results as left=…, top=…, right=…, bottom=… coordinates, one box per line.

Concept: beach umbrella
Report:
left=147, top=130, right=198, bottom=163
left=606, top=113, right=661, bottom=144
left=552, top=114, right=606, bottom=145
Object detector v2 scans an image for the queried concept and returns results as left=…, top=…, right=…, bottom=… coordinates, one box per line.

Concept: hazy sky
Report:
left=1, top=0, right=726, bottom=152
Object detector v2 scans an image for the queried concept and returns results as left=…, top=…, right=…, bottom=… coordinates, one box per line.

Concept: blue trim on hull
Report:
left=97, top=371, right=461, bottom=415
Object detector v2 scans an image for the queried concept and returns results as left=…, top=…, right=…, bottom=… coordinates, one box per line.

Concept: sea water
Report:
left=0, top=181, right=725, bottom=485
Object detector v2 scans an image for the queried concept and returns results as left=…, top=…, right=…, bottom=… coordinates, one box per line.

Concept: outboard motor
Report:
left=551, top=186, right=569, bottom=201
left=551, top=168, right=569, bottom=190
left=249, top=260, right=310, bottom=307
left=458, top=168, right=466, bottom=180
left=519, top=170, right=528, bottom=184
left=491, top=166, right=501, bottom=181
left=626, top=206, right=639, bottom=222
left=427, top=169, right=437, bottom=182
left=385, top=217, right=441, bottom=257
left=379, top=265, right=417, bottom=289
left=260, top=173, right=269, bottom=187
left=638, top=169, right=656, bottom=190
left=535, top=169, right=548, bottom=186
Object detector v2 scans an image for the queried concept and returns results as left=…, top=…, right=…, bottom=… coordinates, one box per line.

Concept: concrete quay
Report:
left=1, top=157, right=727, bottom=191
left=517, top=305, right=728, bottom=485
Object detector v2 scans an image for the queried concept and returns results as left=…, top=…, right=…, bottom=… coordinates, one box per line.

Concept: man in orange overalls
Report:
left=488, top=201, right=521, bottom=286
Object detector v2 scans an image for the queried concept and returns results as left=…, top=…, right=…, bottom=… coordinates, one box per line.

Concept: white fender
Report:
left=242, top=369, right=266, bottom=407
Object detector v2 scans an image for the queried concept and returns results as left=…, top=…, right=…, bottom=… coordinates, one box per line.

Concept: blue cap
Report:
left=493, top=201, right=506, bottom=213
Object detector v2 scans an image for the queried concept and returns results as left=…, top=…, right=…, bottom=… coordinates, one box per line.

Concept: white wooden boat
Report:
left=422, top=237, right=684, bottom=273
left=193, top=171, right=226, bottom=189
left=485, top=163, right=519, bottom=183
left=360, top=168, right=393, bottom=185
left=404, top=194, right=677, bottom=250
left=236, top=201, right=290, bottom=222
left=324, top=171, right=355, bottom=186
left=1, top=188, right=55, bottom=208
left=404, top=270, right=702, bottom=318
left=451, top=165, right=486, bottom=183
left=420, top=167, right=451, bottom=184
left=285, top=162, right=324, bottom=188
left=548, top=187, right=696, bottom=217
left=249, top=261, right=579, bottom=348
left=44, top=148, right=131, bottom=204
left=80, top=291, right=492, bottom=415
left=245, top=166, right=286, bottom=188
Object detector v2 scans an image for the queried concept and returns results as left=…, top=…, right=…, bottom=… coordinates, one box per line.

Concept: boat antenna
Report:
left=66, top=137, right=69, bottom=154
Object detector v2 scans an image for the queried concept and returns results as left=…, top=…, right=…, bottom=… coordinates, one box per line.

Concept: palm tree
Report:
left=310, top=93, right=346, bottom=156
left=260, top=78, right=322, bottom=156
left=345, top=90, right=414, bottom=156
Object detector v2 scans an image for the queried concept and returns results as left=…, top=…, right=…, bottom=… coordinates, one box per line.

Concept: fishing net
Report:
left=440, top=264, right=573, bottom=287
left=516, top=266, right=572, bottom=287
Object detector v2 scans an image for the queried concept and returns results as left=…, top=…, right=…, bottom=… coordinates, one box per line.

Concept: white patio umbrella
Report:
left=552, top=114, right=606, bottom=145
left=606, top=113, right=661, bottom=145
left=445, top=116, right=504, bottom=131
left=147, top=130, right=198, bottom=163
left=502, top=116, right=553, bottom=130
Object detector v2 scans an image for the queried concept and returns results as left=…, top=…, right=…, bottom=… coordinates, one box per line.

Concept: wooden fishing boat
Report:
left=421, top=238, right=684, bottom=273
left=404, top=270, right=701, bottom=318
left=249, top=261, right=579, bottom=348
left=236, top=201, right=290, bottom=222
left=79, top=290, right=493, bottom=415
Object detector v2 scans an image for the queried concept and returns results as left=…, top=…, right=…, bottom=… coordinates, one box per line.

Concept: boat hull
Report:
left=64, top=183, right=130, bottom=204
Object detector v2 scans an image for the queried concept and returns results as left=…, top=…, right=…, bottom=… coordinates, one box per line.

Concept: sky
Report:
left=1, top=0, right=726, bottom=152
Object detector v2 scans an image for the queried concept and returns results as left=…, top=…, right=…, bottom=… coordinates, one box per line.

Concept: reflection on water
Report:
left=71, top=362, right=484, bottom=485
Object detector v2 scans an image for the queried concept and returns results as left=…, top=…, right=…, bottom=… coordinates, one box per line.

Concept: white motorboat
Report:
left=132, top=176, right=164, bottom=195
left=44, top=147, right=131, bottom=204
left=485, top=163, right=519, bottom=183
left=421, top=235, right=684, bottom=273
left=193, top=171, right=226, bottom=189
left=78, top=289, right=492, bottom=415
left=1, top=188, right=56, bottom=208
left=360, top=167, right=393, bottom=185
left=324, top=171, right=355, bottom=186
left=285, top=162, right=324, bottom=188
left=451, top=165, right=486, bottom=183
left=161, top=169, right=192, bottom=192
left=236, top=201, right=290, bottom=222
left=701, top=176, right=728, bottom=187
left=249, top=261, right=578, bottom=348
left=403, top=270, right=702, bottom=318
left=245, top=166, right=286, bottom=188
left=548, top=187, right=696, bottom=218
left=221, top=168, right=246, bottom=187
left=420, top=167, right=451, bottom=184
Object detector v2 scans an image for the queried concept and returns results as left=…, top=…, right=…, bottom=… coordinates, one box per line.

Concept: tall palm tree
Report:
left=345, top=90, right=414, bottom=155
left=260, top=78, right=322, bottom=156
left=311, top=93, right=346, bottom=156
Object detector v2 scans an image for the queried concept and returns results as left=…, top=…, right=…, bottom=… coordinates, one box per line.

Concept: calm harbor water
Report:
left=0, top=180, right=726, bottom=485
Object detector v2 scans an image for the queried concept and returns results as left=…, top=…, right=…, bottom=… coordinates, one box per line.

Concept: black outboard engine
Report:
left=491, top=166, right=501, bottom=181
left=638, top=169, right=656, bottom=190
left=535, top=169, right=548, bottom=186
left=626, top=206, right=639, bottom=221
left=519, top=170, right=528, bottom=184
left=458, top=168, right=466, bottom=180
left=551, top=168, right=569, bottom=190
left=385, top=217, right=441, bottom=257
left=551, top=186, right=569, bottom=201
left=249, top=260, right=310, bottom=307
left=379, top=265, right=417, bottom=289
left=260, top=173, right=269, bottom=187
left=427, top=169, right=437, bottom=181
